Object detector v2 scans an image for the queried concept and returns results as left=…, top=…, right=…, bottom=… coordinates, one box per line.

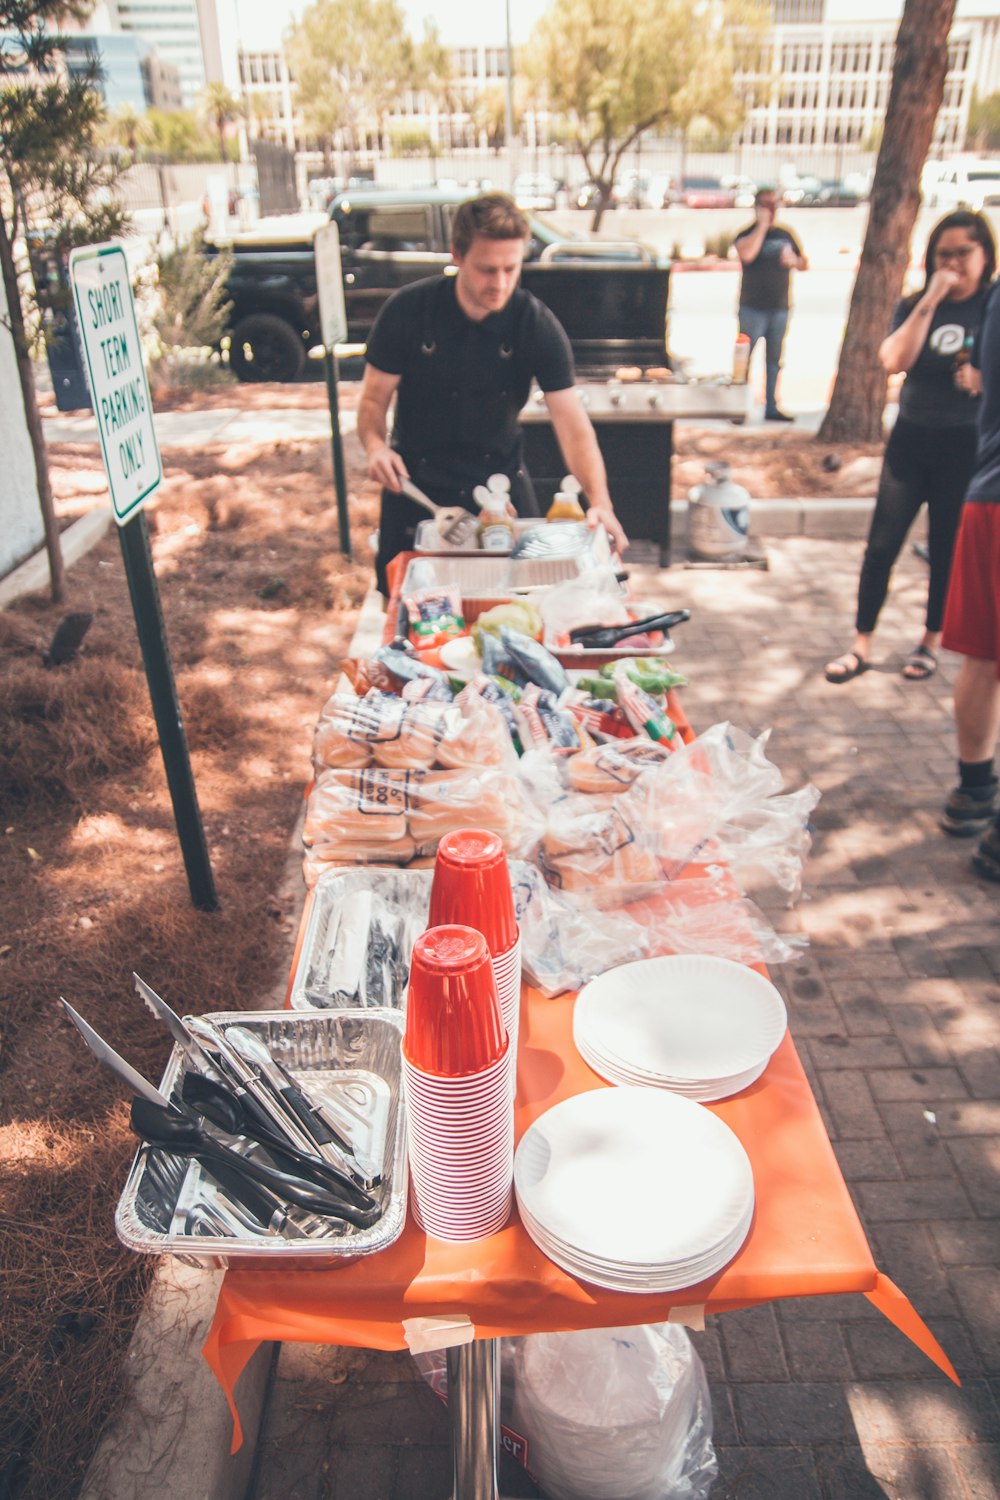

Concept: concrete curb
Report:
left=0, top=504, right=113, bottom=608
left=672, top=495, right=876, bottom=541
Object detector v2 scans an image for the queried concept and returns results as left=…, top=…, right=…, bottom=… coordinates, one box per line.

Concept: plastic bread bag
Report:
left=514, top=685, right=593, bottom=756
left=511, top=863, right=649, bottom=996
left=628, top=722, right=819, bottom=898
left=618, top=864, right=805, bottom=968
left=312, top=688, right=515, bottom=775
left=535, top=723, right=818, bottom=906
left=509, top=1324, right=717, bottom=1500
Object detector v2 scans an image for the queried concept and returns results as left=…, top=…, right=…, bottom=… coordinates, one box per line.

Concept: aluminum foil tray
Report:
left=414, top=517, right=537, bottom=555
left=289, top=862, right=537, bottom=1013
left=290, top=868, right=433, bottom=1011
left=115, top=1009, right=406, bottom=1270
left=402, top=528, right=611, bottom=598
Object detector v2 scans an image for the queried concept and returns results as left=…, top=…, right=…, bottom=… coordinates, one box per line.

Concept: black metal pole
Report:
left=118, top=511, right=218, bottom=911
left=325, top=348, right=352, bottom=556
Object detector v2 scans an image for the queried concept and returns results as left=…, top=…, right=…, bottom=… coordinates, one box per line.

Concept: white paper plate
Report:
left=514, top=1087, right=754, bottom=1275
left=573, top=955, right=786, bottom=1095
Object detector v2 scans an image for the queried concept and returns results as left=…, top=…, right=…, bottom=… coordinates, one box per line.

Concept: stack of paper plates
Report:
left=514, top=1087, right=754, bottom=1292
left=573, top=955, right=787, bottom=1101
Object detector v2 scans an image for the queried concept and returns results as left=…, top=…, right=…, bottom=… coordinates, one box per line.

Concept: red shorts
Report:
left=941, top=503, right=1000, bottom=675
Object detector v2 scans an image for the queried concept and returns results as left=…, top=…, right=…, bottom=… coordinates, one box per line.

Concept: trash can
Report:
left=27, top=232, right=91, bottom=413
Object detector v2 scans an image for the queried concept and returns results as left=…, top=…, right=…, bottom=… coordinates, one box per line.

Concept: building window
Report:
left=774, top=0, right=823, bottom=20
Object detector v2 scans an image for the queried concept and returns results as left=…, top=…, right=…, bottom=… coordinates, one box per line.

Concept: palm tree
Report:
left=199, top=82, right=242, bottom=163
left=110, top=102, right=154, bottom=159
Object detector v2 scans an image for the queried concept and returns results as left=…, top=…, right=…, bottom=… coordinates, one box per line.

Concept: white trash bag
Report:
left=510, top=1323, right=717, bottom=1500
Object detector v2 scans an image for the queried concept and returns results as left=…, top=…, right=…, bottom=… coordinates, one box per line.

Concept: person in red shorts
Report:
left=940, top=277, right=1000, bottom=879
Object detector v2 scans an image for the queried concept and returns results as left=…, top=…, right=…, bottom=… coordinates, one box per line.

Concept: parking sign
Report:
left=69, top=243, right=162, bottom=526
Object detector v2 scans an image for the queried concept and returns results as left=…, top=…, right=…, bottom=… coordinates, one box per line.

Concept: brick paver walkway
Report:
left=251, top=535, right=999, bottom=1500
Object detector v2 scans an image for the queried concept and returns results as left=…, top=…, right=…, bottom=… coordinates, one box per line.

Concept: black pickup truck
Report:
left=210, top=188, right=671, bottom=382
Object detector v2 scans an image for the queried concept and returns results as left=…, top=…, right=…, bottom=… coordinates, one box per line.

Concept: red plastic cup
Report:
left=404, top=924, right=507, bottom=1076
left=429, top=828, right=518, bottom=958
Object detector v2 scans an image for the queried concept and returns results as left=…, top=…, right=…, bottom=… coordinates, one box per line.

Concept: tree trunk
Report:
left=818, top=0, right=957, bottom=443
left=0, top=205, right=66, bottom=602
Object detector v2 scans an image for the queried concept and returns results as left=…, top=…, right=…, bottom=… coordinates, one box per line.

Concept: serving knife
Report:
left=62, top=999, right=378, bottom=1221
left=61, top=999, right=296, bottom=1233
left=131, top=976, right=376, bottom=1198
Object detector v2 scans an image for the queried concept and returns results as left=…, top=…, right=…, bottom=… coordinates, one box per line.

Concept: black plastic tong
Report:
left=130, top=1098, right=380, bottom=1228
left=569, top=609, right=691, bottom=649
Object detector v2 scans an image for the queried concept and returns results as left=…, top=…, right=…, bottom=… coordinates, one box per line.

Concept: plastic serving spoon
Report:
left=399, top=478, right=478, bottom=546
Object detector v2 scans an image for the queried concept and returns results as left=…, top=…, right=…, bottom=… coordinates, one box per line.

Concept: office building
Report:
left=63, top=33, right=183, bottom=111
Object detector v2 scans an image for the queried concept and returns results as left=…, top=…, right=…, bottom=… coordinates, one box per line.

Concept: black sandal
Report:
left=825, top=651, right=869, bottom=684
left=902, top=645, right=937, bottom=681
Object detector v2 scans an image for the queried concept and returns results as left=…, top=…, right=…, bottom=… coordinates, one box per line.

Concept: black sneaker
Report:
left=972, top=820, right=1000, bottom=881
left=764, top=409, right=795, bottom=422
left=940, top=783, right=999, bottom=837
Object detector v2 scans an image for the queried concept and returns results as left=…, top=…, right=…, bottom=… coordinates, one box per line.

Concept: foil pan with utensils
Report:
left=63, top=986, right=407, bottom=1269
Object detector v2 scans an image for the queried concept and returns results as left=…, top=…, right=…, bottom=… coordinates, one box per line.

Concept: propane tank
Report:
left=687, top=461, right=751, bottom=561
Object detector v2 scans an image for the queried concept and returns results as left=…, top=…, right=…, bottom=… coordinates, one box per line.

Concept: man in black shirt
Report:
left=358, top=192, right=626, bottom=595
left=733, top=188, right=808, bottom=423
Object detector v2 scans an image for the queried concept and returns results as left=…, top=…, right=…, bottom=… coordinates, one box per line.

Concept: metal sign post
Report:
left=69, top=243, right=217, bottom=912
left=315, top=221, right=352, bottom=556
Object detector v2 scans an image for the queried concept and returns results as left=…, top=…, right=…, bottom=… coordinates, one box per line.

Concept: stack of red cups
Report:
left=402, top=925, right=514, bottom=1240
left=428, top=828, right=522, bottom=1096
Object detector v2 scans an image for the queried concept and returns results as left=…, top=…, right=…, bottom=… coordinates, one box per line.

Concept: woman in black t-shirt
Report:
left=825, top=212, right=997, bottom=683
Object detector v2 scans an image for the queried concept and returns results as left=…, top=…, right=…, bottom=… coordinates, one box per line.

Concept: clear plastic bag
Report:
left=414, top=1324, right=716, bottom=1500
left=512, top=1324, right=717, bottom=1500
left=511, top=863, right=651, bottom=996
left=532, top=722, right=819, bottom=905
left=540, top=566, right=632, bottom=644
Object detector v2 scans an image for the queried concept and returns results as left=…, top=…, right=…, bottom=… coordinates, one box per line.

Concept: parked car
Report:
left=928, top=159, right=1000, bottom=211
left=677, top=177, right=736, bottom=209
left=785, top=176, right=861, bottom=207
left=721, top=174, right=757, bottom=208
left=573, top=179, right=620, bottom=210
left=209, top=187, right=671, bottom=381
left=512, top=173, right=560, bottom=211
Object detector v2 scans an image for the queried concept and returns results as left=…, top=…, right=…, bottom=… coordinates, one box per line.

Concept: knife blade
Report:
left=61, top=998, right=180, bottom=1112
left=132, top=973, right=221, bottom=1078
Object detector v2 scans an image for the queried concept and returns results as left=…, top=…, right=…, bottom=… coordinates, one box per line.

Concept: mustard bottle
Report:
left=547, top=475, right=586, bottom=522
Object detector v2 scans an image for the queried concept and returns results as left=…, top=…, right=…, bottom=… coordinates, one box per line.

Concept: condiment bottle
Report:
left=477, top=496, right=514, bottom=550
left=547, top=474, right=586, bottom=522
left=732, top=333, right=751, bottom=384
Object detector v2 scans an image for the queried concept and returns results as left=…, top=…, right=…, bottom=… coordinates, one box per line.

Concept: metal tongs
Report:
left=569, top=608, right=691, bottom=649
left=399, top=478, right=478, bottom=546
left=60, top=997, right=380, bottom=1234
left=132, top=974, right=379, bottom=1187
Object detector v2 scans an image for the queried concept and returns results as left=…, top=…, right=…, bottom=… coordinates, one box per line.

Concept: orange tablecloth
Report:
left=206, top=565, right=956, bottom=1447
left=204, top=980, right=957, bottom=1449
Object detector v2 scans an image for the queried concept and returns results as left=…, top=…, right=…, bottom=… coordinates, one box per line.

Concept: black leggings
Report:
left=855, top=419, right=979, bottom=636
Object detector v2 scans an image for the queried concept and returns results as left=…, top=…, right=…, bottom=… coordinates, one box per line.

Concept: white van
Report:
left=928, top=159, right=1000, bottom=211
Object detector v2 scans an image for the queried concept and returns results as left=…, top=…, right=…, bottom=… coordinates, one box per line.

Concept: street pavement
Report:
left=245, top=535, right=1000, bottom=1500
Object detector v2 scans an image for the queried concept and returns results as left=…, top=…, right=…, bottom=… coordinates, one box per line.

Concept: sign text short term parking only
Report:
left=70, top=243, right=162, bottom=526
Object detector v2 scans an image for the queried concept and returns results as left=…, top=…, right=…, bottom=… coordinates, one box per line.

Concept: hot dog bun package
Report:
left=304, top=688, right=526, bottom=882
left=537, top=724, right=820, bottom=904
left=312, top=689, right=515, bottom=776
left=302, top=763, right=526, bottom=882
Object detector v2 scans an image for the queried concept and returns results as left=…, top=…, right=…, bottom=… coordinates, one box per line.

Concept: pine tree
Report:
left=0, top=2, right=128, bottom=600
